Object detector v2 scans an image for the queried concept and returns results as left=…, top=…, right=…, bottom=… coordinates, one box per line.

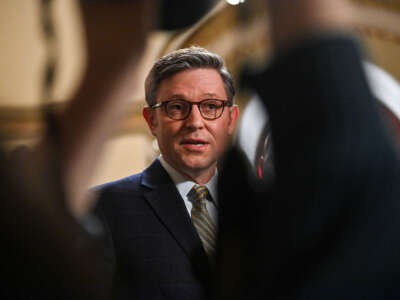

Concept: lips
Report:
left=180, top=138, right=209, bottom=151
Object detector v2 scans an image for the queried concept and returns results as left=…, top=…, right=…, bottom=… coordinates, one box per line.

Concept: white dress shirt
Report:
left=159, top=156, right=218, bottom=225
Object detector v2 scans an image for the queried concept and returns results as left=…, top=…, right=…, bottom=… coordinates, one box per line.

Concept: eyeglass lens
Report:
left=166, top=99, right=225, bottom=120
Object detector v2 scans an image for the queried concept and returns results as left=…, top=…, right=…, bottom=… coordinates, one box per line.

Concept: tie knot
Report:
left=191, top=185, right=209, bottom=208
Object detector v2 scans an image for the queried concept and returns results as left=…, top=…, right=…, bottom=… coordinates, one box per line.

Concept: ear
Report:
left=227, top=105, right=239, bottom=135
left=143, top=107, right=158, bottom=136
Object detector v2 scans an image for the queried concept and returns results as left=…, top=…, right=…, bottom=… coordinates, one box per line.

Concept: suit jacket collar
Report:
left=141, top=159, right=212, bottom=281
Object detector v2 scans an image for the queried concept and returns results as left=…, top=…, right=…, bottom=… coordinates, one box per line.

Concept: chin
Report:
left=182, top=161, right=206, bottom=170
left=181, top=158, right=215, bottom=172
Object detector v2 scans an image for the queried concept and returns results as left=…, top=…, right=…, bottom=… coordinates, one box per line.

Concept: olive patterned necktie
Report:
left=190, top=185, right=216, bottom=256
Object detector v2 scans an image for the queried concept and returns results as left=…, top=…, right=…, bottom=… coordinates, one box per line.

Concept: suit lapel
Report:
left=141, top=160, right=211, bottom=276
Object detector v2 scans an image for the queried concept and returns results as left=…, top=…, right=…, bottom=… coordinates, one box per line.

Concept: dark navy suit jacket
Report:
left=94, top=159, right=212, bottom=300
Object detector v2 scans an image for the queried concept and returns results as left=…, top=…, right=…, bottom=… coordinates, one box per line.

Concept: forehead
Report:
left=156, top=68, right=227, bottom=101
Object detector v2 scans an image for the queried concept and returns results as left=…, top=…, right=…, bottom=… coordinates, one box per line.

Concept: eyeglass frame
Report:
left=149, top=98, right=233, bottom=120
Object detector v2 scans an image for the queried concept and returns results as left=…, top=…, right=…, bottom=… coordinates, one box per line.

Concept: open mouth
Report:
left=181, top=138, right=209, bottom=150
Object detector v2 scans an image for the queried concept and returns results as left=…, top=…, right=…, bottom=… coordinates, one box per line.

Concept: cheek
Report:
left=209, top=122, right=231, bottom=146
left=156, top=122, right=181, bottom=144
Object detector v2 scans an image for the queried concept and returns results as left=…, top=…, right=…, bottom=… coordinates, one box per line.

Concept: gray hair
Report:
left=145, top=46, right=235, bottom=106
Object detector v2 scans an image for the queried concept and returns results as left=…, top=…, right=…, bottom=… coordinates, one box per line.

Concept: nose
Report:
left=184, top=104, right=204, bottom=129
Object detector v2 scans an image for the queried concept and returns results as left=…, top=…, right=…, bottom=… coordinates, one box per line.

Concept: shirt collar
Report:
left=159, top=156, right=218, bottom=205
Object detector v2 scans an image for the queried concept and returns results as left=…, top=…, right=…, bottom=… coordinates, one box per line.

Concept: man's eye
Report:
left=207, top=104, right=216, bottom=109
left=204, top=102, right=221, bottom=110
left=169, top=103, right=184, bottom=110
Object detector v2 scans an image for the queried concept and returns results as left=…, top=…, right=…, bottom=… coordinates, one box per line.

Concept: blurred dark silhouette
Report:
left=216, top=1, right=400, bottom=299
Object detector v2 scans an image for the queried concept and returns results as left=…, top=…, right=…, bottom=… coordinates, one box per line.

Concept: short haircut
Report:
left=145, top=46, right=235, bottom=106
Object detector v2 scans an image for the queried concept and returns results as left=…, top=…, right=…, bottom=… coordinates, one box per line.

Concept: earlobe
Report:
left=143, top=107, right=158, bottom=136
left=228, top=105, right=239, bottom=135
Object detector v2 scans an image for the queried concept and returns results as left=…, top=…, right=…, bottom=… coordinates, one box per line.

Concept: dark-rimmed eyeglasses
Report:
left=150, top=99, right=232, bottom=120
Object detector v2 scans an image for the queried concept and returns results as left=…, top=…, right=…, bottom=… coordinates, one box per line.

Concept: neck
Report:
left=161, top=157, right=217, bottom=185
left=182, top=168, right=216, bottom=185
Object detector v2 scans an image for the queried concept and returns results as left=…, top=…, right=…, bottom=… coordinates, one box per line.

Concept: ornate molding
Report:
left=353, top=0, right=400, bottom=11
left=0, top=102, right=149, bottom=141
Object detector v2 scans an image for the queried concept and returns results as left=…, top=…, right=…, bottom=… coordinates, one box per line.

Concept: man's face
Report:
left=143, top=68, right=239, bottom=183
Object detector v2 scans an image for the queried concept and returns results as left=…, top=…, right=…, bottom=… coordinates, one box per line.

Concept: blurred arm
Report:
left=50, top=0, right=156, bottom=216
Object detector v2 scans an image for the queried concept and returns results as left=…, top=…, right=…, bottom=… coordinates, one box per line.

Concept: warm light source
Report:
left=226, top=0, right=245, bottom=5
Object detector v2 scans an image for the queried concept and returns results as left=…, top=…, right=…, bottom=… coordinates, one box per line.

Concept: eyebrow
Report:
left=202, top=93, right=219, bottom=98
left=165, top=93, right=220, bottom=100
left=166, top=94, right=187, bottom=100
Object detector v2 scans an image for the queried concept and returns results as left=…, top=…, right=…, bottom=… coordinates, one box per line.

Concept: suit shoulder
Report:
left=92, top=159, right=163, bottom=211
left=94, top=173, right=141, bottom=193
left=92, top=172, right=144, bottom=209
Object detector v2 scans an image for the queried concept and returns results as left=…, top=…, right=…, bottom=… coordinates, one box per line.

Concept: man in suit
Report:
left=95, top=46, right=239, bottom=300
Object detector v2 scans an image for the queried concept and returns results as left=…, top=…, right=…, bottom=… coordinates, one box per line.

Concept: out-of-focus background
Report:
left=0, top=0, right=399, bottom=186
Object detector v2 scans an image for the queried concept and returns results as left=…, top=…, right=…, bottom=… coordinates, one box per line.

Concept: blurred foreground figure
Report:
left=1, top=1, right=155, bottom=299
left=217, top=0, right=400, bottom=299
left=0, top=0, right=218, bottom=298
